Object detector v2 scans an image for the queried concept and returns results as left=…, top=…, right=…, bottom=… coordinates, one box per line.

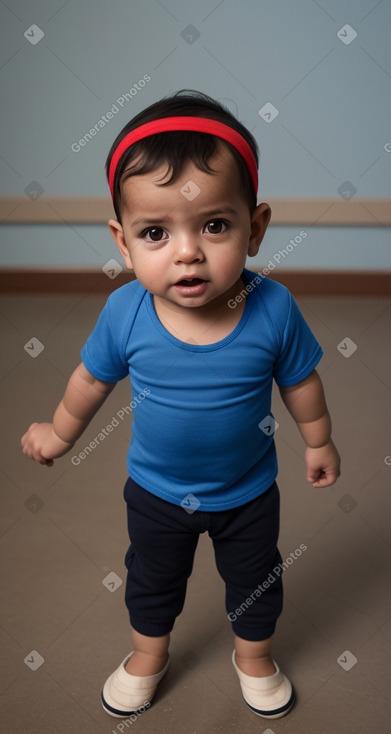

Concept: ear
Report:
left=108, top=219, right=133, bottom=270
left=248, top=202, right=271, bottom=257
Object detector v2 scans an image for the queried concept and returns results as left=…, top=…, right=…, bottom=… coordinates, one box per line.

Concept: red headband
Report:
left=108, top=116, right=258, bottom=198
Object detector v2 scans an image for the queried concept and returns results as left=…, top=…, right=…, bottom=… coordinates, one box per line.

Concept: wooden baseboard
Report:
left=1, top=269, right=390, bottom=296
left=0, top=197, right=390, bottom=226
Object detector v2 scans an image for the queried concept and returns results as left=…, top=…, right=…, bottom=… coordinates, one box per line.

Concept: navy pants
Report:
left=123, top=477, right=283, bottom=642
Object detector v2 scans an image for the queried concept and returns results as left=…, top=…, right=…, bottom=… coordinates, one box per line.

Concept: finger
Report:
left=321, top=471, right=339, bottom=487
left=312, top=478, right=327, bottom=487
left=307, top=469, right=321, bottom=484
left=21, top=442, right=32, bottom=459
left=35, top=451, right=54, bottom=466
left=22, top=443, right=51, bottom=466
left=313, top=472, right=338, bottom=488
left=34, top=455, right=53, bottom=467
left=21, top=430, right=34, bottom=451
left=22, top=440, right=36, bottom=459
left=21, top=433, right=29, bottom=449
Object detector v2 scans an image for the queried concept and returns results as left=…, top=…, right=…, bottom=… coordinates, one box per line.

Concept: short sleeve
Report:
left=273, top=293, right=323, bottom=387
left=81, top=299, right=129, bottom=383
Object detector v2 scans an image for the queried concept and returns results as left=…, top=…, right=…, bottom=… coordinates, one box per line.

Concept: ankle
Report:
left=235, top=652, right=276, bottom=678
left=125, top=650, right=169, bottom=677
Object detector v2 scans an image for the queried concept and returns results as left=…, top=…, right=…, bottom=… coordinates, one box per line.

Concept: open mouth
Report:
left=176, top=278, right=205, bottom=286
left=174, top=277, right=208, bottom=295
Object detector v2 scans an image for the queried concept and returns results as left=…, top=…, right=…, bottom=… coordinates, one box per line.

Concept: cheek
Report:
left=131, top=250, right=165, bottom=282
left=127, top=243, right=149, bottom=267
left=213, top=237, right=247, bottom=264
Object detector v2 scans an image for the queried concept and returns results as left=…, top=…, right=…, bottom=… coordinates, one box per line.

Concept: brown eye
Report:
left=145, top=227, right=165, bottom=242
left=205, top=220, right=227, bottom=234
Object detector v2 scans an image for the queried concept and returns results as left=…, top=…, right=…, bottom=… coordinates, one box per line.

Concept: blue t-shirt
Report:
left=81, top=268, right=322, bottom=511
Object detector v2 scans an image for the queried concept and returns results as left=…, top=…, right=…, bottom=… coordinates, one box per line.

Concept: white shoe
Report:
left=101, top=651, right=170, bottom=718
left=232, top=651, right=295, bottom=718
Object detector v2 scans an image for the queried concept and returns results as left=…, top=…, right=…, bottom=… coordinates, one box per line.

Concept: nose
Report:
left=173, top=233, right=204, bottom=264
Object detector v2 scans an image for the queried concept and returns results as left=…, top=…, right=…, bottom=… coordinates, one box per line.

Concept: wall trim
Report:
left=0, top=197, right=390, bottom=226
left=1, top=269, right=390, bottom=296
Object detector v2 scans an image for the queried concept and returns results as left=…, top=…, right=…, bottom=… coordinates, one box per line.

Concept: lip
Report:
left=173, top=276, right=209, bottom=296
left=174, top=274, right=206, bottom=285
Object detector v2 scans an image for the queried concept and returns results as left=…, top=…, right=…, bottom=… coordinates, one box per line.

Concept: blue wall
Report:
left=1, top=0, right=390, bottom=269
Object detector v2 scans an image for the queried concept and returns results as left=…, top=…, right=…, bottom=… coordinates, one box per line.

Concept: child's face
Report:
left=109, top=143, right=270, bottom=314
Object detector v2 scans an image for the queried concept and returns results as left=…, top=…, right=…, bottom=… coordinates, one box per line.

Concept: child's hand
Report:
left=305, top=439, right=341, bottom=488
left=21, top=422, right=74, bottom=467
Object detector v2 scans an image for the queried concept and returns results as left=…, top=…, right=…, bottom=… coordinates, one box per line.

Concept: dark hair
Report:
left=105, top=90, right=259, bottom=223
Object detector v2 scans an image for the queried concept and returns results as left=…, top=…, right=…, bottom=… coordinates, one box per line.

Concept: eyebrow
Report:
left=130, top=206, right=238, bottom=227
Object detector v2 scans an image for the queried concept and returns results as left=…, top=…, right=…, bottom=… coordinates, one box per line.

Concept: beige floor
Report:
left=1, top=289, right=390, bottom=734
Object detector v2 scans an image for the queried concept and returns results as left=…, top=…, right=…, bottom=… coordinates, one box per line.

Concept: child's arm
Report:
left=21, top=363, right=116, bottom=467
left=278, top=369, right=340, bottom=488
